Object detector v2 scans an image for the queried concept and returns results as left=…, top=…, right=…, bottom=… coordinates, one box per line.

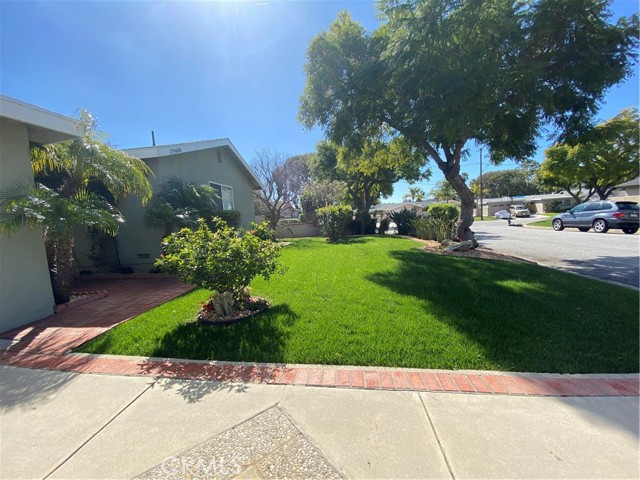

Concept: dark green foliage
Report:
left=377, top=217, right=390, bottom=234
left=414, top=202, right=460, bottom=241
left=413, top=218, right=456, bottom=242
left=389, top=209, right=418, bottom=235
left=215, top=209, right=241, bottom=229
left=145, top=177, right=232, bottom=235
left=427, top=203, right=460, bottom=222
left=317, top=204, right=352, bottom=242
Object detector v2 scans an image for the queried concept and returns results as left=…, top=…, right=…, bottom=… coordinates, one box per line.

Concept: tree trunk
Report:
left=45, top=233, right=75, bottom=304
left=445, top=172, right=478, bottom=247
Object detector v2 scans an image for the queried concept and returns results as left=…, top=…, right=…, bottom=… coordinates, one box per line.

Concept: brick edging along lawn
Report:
left=0, top=350, right=637, bottom=397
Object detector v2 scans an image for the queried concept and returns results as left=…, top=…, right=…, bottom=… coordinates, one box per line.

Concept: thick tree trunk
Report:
left=446, top=172, right=478, bottom=247
left=420, top=139, right=477, bottom=247
left=45, top=234, right=75, bottom=304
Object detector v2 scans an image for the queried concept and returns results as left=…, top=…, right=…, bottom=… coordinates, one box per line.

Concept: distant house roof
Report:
left=124, top=138, right=261, bottom=189
left=0, top=95, right=83, bottom=144
left=613, top=177, right=639, bottom=189
left=481, top=192, right=586, bottom=205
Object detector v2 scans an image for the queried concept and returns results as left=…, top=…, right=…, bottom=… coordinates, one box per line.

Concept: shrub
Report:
left=378, top=217, right=390, bottom=234
left=248, top=221, right=276, bottom=242
left=214, top=209, right=241, bottom=228
left=413, top=217, right=456, bottom=242
left=317, top=204, right=352, bottom=242
left=427, top=202, right=460, bottom=222
left=389, top=209, right=418, bottom=235
left=156, top=217, right=283, bottom=301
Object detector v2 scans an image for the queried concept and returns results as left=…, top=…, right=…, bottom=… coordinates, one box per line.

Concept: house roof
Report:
left=614, top=177, right=640, bottom=189
left=0, top=95, right=83, bottom=144
left=481, top=192, right=584, bottom=205
left=124, top=138, right=261, bottom=189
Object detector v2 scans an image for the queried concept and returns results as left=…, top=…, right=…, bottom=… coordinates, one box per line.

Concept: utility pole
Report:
left=479, top=148, right=484, bottom=220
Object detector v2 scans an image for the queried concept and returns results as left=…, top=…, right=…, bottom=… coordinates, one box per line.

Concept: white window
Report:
left=209, top=182, right=234, bottom=210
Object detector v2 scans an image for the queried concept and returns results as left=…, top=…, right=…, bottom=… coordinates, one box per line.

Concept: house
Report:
left=280, top=202, right=301, bottom=219
left=609, top=178, right=640, bottom=202
left=475, top=193, right=581, bottom=217
left=371, top=199, right=460, bottom=218
left=76, top=138, right=261, bottom=272
left=0, top=95, right=83, bottom=332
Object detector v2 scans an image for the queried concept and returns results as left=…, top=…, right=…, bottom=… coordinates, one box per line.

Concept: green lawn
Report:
left=528, top=218, right=552, bottom=228
left=78, top=236, right=639, bottom=373
left=529, top=213, right=560, bottom=228
left=474, top=216, right=498, bottom=221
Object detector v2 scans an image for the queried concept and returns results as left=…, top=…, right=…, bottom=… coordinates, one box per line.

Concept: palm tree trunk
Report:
left=45, top=233, right=75, bottom=304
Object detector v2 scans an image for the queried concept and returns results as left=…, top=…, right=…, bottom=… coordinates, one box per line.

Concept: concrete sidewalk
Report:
left=1, top=365, right=638, bottom=479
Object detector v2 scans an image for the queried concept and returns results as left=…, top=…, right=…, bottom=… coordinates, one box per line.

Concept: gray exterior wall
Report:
left=0, top=118, right=55, bottom=331
left=76, top=146, right=257, bottom=272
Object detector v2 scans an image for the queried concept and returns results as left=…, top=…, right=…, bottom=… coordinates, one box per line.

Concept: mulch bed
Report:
left=416, top=239, right=536, bottom=264
left=197, top=297, right=270, bottom=326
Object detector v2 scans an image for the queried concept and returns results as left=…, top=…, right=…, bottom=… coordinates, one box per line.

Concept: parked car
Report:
left=551, top=201, right=639, bottom=234
left=509, top=204, right=530, bottom=217
left=495, top=210, right=511, bottom=219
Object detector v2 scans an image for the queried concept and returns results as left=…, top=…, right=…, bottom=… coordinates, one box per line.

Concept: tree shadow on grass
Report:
left=366, top=249, right=639, bottom=374
left=148, top=304, right=298, bottom=365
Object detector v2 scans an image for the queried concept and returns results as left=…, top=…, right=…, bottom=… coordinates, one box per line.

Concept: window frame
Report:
left=208, top=181, right=235, bottom=211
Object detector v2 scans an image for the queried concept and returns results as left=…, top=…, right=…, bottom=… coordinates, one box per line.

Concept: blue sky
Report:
left=1, top=0, right=638, bottom=203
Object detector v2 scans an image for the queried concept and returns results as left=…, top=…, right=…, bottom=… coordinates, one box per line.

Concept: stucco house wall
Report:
left=76, top=139, right=260, bottom=272
left=0, top=96, right=82, bottom=332
left=609, top=178, right=640, bottom=203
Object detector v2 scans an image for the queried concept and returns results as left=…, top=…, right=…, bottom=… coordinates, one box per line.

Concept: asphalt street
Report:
left=472, top=216, right=640, bottom=288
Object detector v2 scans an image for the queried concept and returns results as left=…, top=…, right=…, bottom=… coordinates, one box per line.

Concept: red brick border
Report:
left=0, top=275, right=637, bottom=398
left=0, top=350, right=637, bottom=397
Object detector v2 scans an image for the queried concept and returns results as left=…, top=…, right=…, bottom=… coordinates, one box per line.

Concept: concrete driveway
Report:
left=473, top=216, right=640, bottom=288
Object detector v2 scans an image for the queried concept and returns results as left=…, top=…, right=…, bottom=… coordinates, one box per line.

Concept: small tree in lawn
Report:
left=156, top=218, right=283, bottom=320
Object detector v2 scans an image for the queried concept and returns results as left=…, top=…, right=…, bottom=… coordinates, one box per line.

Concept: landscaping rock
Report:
left=443, top=240, right=475, bottom=252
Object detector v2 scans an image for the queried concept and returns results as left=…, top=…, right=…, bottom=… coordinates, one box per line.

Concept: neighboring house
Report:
left=280, top=202, right=301, bottom=219
left=475, top=192, right=581, bottom=216
left=371, top=199, right=460, bottom=218
left=609, top=178, right=640, bottom=203
left=76, top=138, right=261, bottom=272
left=0, top=95, right=83, bottom=332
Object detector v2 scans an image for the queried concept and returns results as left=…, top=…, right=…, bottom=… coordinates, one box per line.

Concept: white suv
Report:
left=509, top=205, right=530, bottom=217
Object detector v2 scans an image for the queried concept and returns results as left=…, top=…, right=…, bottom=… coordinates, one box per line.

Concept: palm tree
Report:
left=144, top=177, right=220, bottom=237
left=0, top=111, right=152, bottom=304
left=0, top=185, right=122, bottom=303
left=403, top=186, right=426, bottom=202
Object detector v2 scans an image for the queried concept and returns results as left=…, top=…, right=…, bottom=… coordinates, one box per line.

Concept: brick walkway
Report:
left=0, top=275, right=637, bottom=397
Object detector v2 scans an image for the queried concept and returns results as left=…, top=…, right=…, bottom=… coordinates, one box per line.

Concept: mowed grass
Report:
left=528, top=218, right=552, bottom=228
left=78, top=236, right=639, bottom=373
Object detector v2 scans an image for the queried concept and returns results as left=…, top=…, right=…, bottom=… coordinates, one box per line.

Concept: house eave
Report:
left=0, top=95, right=83, bottom=144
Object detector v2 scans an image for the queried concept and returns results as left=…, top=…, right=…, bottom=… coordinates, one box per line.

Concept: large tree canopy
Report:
left=299, top=1, right=638, bottom=244
left=470, top=167, right=542, bottom=199
left=539, top=107, right=639, bottom=202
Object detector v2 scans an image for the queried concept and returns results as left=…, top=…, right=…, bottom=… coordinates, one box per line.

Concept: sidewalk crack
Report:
left=419, top=393, right=456, bottom=480
left=43, top=378, right=159, bottom=479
